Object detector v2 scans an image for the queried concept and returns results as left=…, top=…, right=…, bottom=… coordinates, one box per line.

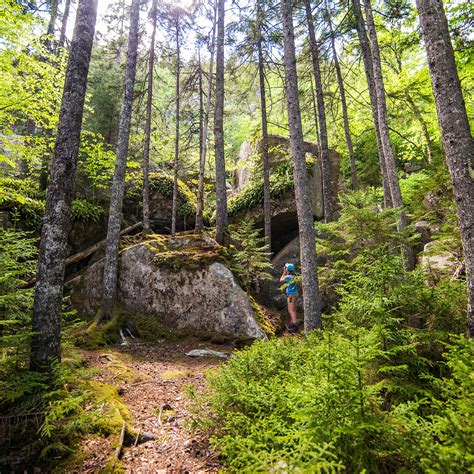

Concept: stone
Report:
left=185, top=349, right=229, bottom=359
left=413, top=220, right=439, bottom=253
left=68, top=236, right=266, bottom=341
left=230, top=134, right=340, bottom=253
left=420, top=241, right=457, bottom=274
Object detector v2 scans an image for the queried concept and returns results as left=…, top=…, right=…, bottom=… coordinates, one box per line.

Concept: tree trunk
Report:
left=404, top=91, right=434, bottom=163
left=364, top=0, right=415, bottom=270
left=59, top=0, right=71, bottom=47
left=101, top=0, right=140, bottom=320
left=142, top=2, right=157, bottom=234
left=171, top=16, right=181, bottom=237
left=280, top=0, right=322, bottom=331
left=351, top=0, right=392, bottom=207
left=310, top=77, right=320, bottom=147
left=46, top=0, right=59, bottom=49
left=257, top=0, right=271, bottom=250
left=325, top=2, right=358, bottom=190
left=195, top=0, right=217, bottom=234
left=31, top=0, right=98, bottom=372
left=304, top=0, right=335, bottom=223
left=214, top=0, right=228, bottom=245
left=416, top=0, right=474, bottom=337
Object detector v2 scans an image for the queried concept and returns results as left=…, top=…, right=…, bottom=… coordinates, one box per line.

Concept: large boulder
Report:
left=68, top=235, right=266, bottom=341
left=230, top=135, right=340, bottom=252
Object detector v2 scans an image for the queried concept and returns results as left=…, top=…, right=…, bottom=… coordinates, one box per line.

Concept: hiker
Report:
left=280, top=263, right=301, bottom=333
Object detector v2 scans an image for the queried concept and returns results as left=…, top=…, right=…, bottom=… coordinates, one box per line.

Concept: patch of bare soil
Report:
left=76, top=338, right=230, bottom=473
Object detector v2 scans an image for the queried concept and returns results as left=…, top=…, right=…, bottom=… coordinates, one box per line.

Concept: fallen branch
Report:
left=23, top=221, right=143, bottom=288
left=111, top=419, right=126, bottom=470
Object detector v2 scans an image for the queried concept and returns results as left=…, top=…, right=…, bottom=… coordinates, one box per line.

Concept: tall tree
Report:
left=364, top=0, right=414, bottom=270
left=142, top=1, right=157, bottom=234
left=31, top=0, right=98, bottom=372
left=171, top=13, right=181, bottom=237
left=101, top=0, right=140, bottom=319
left=416, top=0, right=474, bottom=337
left=256, top=0, right=272, bottom=249
left=351, top=0, right=392, bottom=207
left=214, top=0, right=228, bottom=244
left=59, top=0, right=72, bottom=47
left=195, top=0, right=217, bottom=234
left=281, top=0, right=322, bottom=331
left=303, top=0, right=335, bottom=223
left=324, top=0, right=358, bottom=190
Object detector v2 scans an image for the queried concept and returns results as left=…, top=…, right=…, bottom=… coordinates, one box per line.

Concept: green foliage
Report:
left=189, top=330, right=473, bottom=473
left=228, top=219, right=273, bottom=292
left=0, top=227, right=37, bottom=363
left=126, top=171, right=196, bottom=218
left=70, top=199, right=103, bottom=223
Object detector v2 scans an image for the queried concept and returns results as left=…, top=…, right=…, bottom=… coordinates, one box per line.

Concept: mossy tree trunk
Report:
left=171, top=15, right=181, bottom=237
left=351, top=0, right=392, bottom=208
left=31, top=0, right=98, bottom=372
left=257, top=0, right=272, bottom=250
left=101, top=0, right=140, bottom=320
left=195, top=0, right=217, bottom=234
left=416, top=0, right=474, bottom=337
left=364, top=0, right=415, bottom=270
left=214, top=0, right=228, bottom=245
left=142, top=1, right=157, bottom=234
left=281, top=0, right=322, bottom=331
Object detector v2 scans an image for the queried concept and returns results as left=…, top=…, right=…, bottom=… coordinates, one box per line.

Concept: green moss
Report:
left=147, top=233, right=228, bottom=271
left=160, top=369, right=194, bottom=381
left=126, top=171, right=196, bottom=218
left=76, top=310, right=125, bottom=349
left=249, top=295, right=276, bottom=337
left=129, top=313, right=184, bottom=342
left=228, top=159, right=316, bottom=217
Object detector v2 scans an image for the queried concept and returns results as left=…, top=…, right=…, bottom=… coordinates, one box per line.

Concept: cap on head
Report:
left=286, top=263, right=295, bottom=271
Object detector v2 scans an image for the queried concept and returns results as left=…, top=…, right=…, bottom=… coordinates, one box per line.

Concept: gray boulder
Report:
left=68, top=236, right=266, bottom=341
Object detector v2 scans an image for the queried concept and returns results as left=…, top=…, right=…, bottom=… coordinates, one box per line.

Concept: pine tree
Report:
left=280, top=0, right=322, bottom=331
left=416, top=0, right=474, bottom=337
left=31, top=0, right=98, bottom=372
left=101, top=0, right=140, bottom=320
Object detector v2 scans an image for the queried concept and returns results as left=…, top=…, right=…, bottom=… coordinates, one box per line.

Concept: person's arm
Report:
left=279, top=267, right=288, bottom=283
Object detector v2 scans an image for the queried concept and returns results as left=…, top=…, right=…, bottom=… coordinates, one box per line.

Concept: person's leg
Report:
left=288, top=296, right=298, bottom=324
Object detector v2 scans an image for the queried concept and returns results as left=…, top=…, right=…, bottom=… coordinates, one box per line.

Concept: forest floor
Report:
left=70, top=338, right=231, bottom=473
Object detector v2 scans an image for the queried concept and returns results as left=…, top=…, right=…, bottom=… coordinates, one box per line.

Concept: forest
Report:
left=0, top=0, right=473, bottom=470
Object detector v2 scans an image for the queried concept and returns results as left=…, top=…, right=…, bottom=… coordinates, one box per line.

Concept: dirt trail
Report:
left=76, top=338, right=229, bottom=473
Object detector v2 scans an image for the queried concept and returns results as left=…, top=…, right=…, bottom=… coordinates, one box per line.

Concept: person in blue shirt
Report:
left=280, top=263, right=301, bottom=333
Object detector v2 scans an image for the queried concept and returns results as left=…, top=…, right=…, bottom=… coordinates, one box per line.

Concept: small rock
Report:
left=185, top=349, right=229, bottom=359
left=140, top=431, right=158, bottom=442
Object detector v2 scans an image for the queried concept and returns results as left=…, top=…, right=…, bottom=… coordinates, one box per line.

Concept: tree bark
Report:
left=325, top=2, right=358, bottom=190
left=101, top=0, right=140, bottom=320
left=351, top=0, right=392, bottom=207
left=310, top=77, right=320, bottom=146
left=281, top=0, right=322, bottom=331
left=142, top=2, right=157, bottom=234
left=46, top=0, right=59, bottom=49
left=195, top=0, right=217, bottom=234
left=364, top=0, right=415, bottom=270
left=416, top=0, right=474, bottom=337
left=59, top=0, right=71, bottom=47
left=171, top=16, right=181, bottom=237
left=304, top=0, right=335, bottom=223
left=31, top=0, right=98, bottom=372
left=257, top=0, right=272, bottom=250
left=214, top=0, right=228, bottom=245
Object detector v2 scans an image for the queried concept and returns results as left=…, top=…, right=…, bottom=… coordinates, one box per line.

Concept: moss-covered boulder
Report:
left=123, top=171, right=196, bottom=232
left=68, top=235, right=266, bottom=341
left=230, top=135, right=340, bottom=252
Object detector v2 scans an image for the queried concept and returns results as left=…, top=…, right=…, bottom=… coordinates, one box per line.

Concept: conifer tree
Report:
left=101, top=0, right=140, bottom=320
left=280, top=0, right=322, bottom=331
left=214, top=0, right=228, bottom=245
left=416, top=0, right=474, bottom=337
left=31, top=0, right=98, bottom=372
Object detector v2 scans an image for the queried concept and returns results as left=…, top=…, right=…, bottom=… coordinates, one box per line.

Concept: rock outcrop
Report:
left=230, top=134, right=340, bottom=252
left=69, top=235, right=267, bottom=341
